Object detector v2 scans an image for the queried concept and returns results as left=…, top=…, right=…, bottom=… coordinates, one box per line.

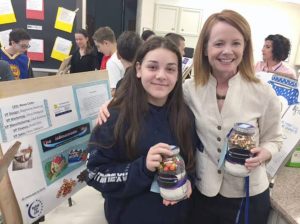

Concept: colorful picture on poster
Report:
left=44, top=154, right=67, bottom=181
left=267, top=75, right=299, bottom=118
left=12, top=145, right=33, bottom=171
left=39, top=123, right=90, bottom=152
left=56, top=178, right=77, bottom=198
left=36, top=120, right=91, bottom=185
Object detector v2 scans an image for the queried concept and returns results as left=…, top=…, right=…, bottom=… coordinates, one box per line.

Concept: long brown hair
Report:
left=75, top=28, right=93, bottom=55
left=109, top=37, right=195, bottom=170
left=194, top=9, right=259, bottom=86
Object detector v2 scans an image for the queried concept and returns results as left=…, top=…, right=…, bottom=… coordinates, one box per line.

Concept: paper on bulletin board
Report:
left=27, top=39, right=45, bottom=61
left=0, top=29, right=12, bottom=47
left=0, top=0, right=16, bottom=25
left=26, top=0, right=44, bottom=20
left=54, top=7, right=76, bottom=33
left=50, top=37, right=72, bottom=61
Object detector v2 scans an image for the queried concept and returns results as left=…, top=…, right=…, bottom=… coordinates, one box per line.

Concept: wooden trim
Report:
left=0, top=70, right=108, bottom=98
left=0, top=145, right=23, bottom=224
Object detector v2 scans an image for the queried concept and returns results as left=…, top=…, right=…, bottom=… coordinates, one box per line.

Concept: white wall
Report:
left=136, top=0, right=300, bottom=67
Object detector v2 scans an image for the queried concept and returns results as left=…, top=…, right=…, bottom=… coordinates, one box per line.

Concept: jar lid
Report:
left=233, top=123, right=255, bottom=135
left=171, top=146, right=180, bottom=155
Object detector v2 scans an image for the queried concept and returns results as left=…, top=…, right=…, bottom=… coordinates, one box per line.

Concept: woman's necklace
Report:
left=216, top=76, right=228, bottom=101
left=216, top=93, right=226, bottom=100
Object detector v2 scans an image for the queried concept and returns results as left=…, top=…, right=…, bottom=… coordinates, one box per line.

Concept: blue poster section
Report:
left=268, top=75, right=299, bottom=106
left=36, top=119, right=91, bottom=185
left=257, top=72, right=300, bottom=176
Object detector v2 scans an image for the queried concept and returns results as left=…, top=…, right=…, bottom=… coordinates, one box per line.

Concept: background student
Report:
left=115, top=31, right=143, bottom=89
left=255, top=34, right=297, bottom=79
left=117, top=31, right=143, bottom=70
left=86, top=37, right=200, bottom=224
left=165, top=33, right=186, bottom=57
left=69, top=28, right=99, bottom=73
left=93, top=26, right=124, bottom=96
left=0, top=60, right=15, bottom=81
left=141, top=29, right=156, bottom=41
left=0, top=28, right=33, bottom=79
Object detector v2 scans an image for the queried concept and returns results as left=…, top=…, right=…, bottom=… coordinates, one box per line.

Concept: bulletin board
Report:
left=0, top=0, right=83, bottom=71
left=0, top=70, right=110, bottom=224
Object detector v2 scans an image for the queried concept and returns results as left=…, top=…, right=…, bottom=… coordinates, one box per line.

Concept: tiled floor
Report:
left=43, top=186, right=107, bottom=224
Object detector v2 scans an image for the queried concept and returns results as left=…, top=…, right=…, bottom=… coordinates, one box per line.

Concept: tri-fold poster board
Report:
left=0, top=70, right=111, bottom=224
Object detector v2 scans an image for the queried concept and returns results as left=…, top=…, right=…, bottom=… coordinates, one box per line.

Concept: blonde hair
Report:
left=193, top=9, right=259, bottom=86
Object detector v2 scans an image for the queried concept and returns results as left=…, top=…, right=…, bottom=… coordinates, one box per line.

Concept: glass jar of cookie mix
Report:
left=157, top=146, right=188, bottom=201
left=225, top=123, right=256, bottom=177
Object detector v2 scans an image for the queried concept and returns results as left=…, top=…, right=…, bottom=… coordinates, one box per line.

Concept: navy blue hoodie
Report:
left=86, top=104, right=201, bottom=224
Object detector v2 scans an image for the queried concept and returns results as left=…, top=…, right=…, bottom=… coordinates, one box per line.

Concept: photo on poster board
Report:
left=36, top=120, right=90, bottom=186
left=0, top=141, right=20, bottom=181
